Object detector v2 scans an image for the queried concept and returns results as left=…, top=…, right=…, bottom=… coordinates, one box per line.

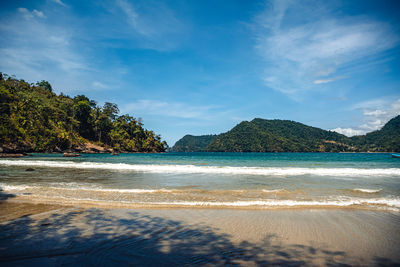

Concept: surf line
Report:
left=1, top=160, right=400, bottom=177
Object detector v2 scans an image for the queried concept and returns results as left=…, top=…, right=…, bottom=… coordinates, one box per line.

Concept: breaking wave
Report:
left=1, top=183, right=399, bottom=211
left=1, top=160, right=400, bottom=177
left=353, top=188, right=382, bottom=193
left=147, top=198, right=400, bottom=208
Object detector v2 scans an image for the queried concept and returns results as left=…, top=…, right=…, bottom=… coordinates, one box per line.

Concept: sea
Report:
left=1, top=152, right=400, bottom=211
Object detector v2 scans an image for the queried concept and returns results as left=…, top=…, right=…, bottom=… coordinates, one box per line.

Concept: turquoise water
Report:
left=8, top=152, right=399, bottom=167
left=1, top=152, right=400, bottom=210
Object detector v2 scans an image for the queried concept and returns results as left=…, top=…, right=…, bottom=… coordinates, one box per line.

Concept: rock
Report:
left=25, top=168, right=35, bottom=171
left=0, top=153, right=25, bottom=158
left=63, top=153, right=81, bottom=157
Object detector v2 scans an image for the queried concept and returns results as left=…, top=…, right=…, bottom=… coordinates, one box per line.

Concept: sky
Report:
left=1, top=0, right=400, bottom=146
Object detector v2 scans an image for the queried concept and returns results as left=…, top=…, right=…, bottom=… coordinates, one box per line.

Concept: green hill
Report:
left=207, top=119, right=352, bottom=152
left=173, top=116, right=400, bottom=152
left=172, top=134, right=216, bottom=152
left=0, top=73, right=167, bottom=153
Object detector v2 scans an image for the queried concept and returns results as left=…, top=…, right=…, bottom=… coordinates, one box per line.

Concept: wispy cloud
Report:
left=0, top=0, right=188, bottom=94
left=0, top=8, right=87, bottom=81
left=121, top=99, right=221, bottom=120
left=92, top=81, right=109, bottom=90
left=17, top=7, right=46, bottom=19
left=50, top=0, right=67, bottom=7
left=313, top=76, right=345, bottom=84
left=0, top=6, right=117, bottom=93
left=114, top=0, right=187, bottom=50
left=116, top=0, right=141, bottom=34
left=253, top=0, right=399, bottom=98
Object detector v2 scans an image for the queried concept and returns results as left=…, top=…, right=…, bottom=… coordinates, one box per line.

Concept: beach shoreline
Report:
left=1, top=152, right=399, bottom=265
left=2, top=194, right=399, bottom=212
left=1, top=200, right=399, bottom=266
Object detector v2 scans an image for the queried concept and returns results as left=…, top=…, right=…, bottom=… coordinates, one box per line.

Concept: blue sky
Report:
left=1, top=0, right=400, bottom=146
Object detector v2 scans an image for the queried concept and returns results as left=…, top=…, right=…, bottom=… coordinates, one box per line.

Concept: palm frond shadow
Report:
left=0, top=208, right=398, bottom=266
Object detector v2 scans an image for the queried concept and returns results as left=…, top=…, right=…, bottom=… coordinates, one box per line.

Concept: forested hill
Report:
left=0, top=73, right=167, bottom=153
left=172, top=117, right=400, bottom=152
left=172, top=134, right=217, bottom=152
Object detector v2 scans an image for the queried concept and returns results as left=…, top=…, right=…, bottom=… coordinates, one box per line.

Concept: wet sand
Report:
left=1, top=200, right=399, bottom=266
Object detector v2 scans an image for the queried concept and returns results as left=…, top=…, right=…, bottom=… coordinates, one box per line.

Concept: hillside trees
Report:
left=0, top=73, right=167, bottom=152
left=172, top=117, right=400, bottom=152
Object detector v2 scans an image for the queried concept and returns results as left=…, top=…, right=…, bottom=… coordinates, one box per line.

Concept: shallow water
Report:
left=1, top=152, right=400, bottom=210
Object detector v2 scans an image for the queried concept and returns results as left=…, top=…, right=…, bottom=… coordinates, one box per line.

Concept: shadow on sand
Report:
left=0, top=208, right=398, bottom=266
left=0, top=189, right=15, bottom=201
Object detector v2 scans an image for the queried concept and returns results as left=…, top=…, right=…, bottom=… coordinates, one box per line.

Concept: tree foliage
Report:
left=172, top=135, right=217, bottom=152
left=0, top=74, right=167, bottom=152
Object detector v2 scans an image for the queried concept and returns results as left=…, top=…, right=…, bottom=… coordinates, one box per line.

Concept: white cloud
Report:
left=363, top=110, right=387, bottom=116
left=18, top=7, right=46, bottom=19
left=121, top=100, right=220, bottom=119
left=92, top=81, right=109, bottom=89
left=313, top=78, right=335, bottom=85
left=50, top=0, right=67, bottom=7
left=253, top=1, right=399, bottom=97
left=313, top=75, right=346, bottom=84
left=357, top=98, right=400, bottom=131
left=331, top=127, right=364, bottom=137
left=33, top=9, right=46, bottom=18
left=332, top=98, right=400, bottom=136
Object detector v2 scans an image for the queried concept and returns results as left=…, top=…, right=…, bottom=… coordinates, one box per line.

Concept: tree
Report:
left=36, top=80, right=53, bottom=92
left=73, top=100, right=93, bottom=139
left=74, top=95, right=96, bottom=108
left=103, top=102, right=119, bottom=121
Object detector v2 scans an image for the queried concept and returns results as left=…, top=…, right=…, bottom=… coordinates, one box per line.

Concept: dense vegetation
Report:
left=172, top=134, right=216, bottom=152
left=0, top=73, right=167, bottom=153
left=172, top=117, right=400, bottom=152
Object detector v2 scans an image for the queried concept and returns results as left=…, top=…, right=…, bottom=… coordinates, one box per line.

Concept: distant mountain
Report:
left=172, top=134, right=217, bottom=152
left=172, top=116, right=400, bottom=152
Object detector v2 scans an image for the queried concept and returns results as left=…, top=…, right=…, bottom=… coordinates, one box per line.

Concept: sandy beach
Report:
left=1, top=199, right=399, bottom=266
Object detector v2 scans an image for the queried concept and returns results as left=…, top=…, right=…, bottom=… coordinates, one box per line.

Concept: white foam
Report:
left=20, top=194, right=400, bottom=210
left=148, top=197, right=400, bottom=208
left=2, top=182, right=399, bottom=210
left=1, top=160, right=400, bottom=177
left=0, top=184, right=29, bottom=191
left=262, top=189, right=286, bottom=193
left=0, top=183, right=174, bottom=194
left=353, top=188, right=382, bottom=193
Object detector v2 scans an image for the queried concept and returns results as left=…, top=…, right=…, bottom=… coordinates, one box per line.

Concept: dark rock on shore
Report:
left=0, top=143, right=32, bottom=154
left=63, top=153, right=81, bottom=157
left=0, top=153, right=25, bottom=158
